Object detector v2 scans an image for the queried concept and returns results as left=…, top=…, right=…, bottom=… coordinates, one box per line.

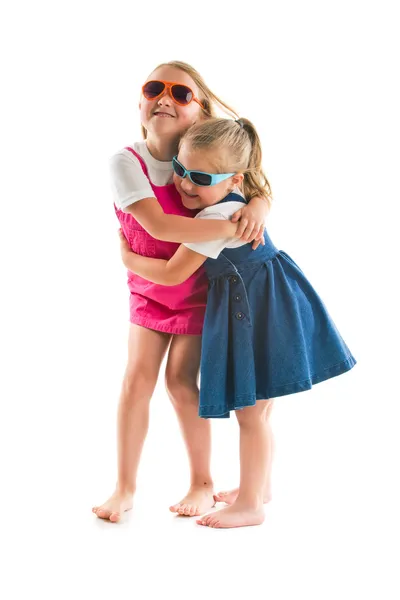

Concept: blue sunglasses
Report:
left=172, top=156, right=235, bottom=187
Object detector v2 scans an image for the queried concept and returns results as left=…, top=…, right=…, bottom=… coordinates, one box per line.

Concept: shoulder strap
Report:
left=124, top=146, right=149, bottom=178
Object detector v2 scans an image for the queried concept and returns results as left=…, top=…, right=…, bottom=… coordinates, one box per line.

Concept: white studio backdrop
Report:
left=1, top=1, right=399, bottom=599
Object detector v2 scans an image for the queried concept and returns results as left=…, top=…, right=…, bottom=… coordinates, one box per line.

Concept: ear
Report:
left=231, top=173, right=244, bottom=187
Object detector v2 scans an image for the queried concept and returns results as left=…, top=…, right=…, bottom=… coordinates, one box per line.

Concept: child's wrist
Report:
left=251, top=195, right=269, bottom=208
left=123, top=253, right=134, bottom=269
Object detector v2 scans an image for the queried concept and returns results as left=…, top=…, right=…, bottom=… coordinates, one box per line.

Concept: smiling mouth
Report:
left=153, top=111, right=174, bottom=117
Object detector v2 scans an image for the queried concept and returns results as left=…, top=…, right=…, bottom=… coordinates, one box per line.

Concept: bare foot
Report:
left=92, top=489, right=133, bottom=523
left=214, top=487, right=271, bottom=505
left=196, top=503, right=265, bottom=529
left=170, top=485, right=215, bottom=517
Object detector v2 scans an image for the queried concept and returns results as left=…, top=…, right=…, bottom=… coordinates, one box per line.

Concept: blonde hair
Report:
left=141, top=60, right=238, bottom=139
left=181, top=117, right=272, bottom=207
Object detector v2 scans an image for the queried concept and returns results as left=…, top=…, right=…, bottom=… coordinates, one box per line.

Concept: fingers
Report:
left=239, top=222, right=259, bottom=242
left=231, top=209, right=243, bottom=223
left=235, top=217, right=249, bottom=238
left=256, top=224, right=265, bottom=239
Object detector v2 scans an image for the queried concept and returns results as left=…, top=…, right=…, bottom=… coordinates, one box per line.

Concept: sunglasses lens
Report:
left=172, top=157, right=185, bottom=178
left=143, top=81, right=165, bottom=99
left=171, top=84, right=193, bottom=105
left=191, top=172, right=212, bottom=186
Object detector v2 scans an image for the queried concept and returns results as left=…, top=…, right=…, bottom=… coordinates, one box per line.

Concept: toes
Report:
left=169, top=504, right=180, bottom=513
left=197, top=516, right=216, bottom=528
left=196, top=513, right=208, bottom=525
left=95, top=508, right=120, bottom=522
left=214, top=492, right=227, bottom=502
left=178, top=504, right=187, bottom=515
left=189, top=506, right=197, bottom=517
left=109, top=512, right=120, bottom=523
left=96, top=509, right=111, bottom=520
left=197, top=515, right=210, bottom=526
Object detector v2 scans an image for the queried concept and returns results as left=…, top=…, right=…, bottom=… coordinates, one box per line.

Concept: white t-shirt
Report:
left=183, top=200, right=248, bottom=259
left=110, top=143, right=247, bottom=259
left=110, top=141, right=174, bottom=211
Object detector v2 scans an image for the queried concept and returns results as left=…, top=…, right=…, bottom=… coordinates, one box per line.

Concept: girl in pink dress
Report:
left=92, top=61, right=269, bottom=522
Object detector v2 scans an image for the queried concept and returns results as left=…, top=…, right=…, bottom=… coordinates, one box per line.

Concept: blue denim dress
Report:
left=199, top=193, right=356, bottom=418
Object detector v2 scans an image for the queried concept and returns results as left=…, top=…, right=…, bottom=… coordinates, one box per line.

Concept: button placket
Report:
left=228, top=273, right=247, bottom=322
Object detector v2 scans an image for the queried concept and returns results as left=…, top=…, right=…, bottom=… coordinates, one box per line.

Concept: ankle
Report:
left=115, top=484, right=135, bottom=497
left=190, top=479, right=214, bottom=490
left=235, top=494, right=264, bottom=510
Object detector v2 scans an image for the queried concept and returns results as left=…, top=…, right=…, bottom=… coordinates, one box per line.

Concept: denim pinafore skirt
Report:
left=199, top=193, right=356, bottom=418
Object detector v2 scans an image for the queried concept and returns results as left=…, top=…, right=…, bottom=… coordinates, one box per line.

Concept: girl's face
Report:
left=174, top=143, right=244, bottom=210
left=140, top=66, right=203, bottom=140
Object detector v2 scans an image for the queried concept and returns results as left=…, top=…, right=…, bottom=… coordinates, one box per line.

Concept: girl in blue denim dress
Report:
left=119, top=117, right=356, bottom=529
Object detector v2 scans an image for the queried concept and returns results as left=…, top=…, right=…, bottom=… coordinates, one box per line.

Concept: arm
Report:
left=125, top=197, right=239, bottom=243
left=231, top=195, right=270, bottom=249
left=119, top=230, right=207, bottom=286
left=111, top=152, right=239, bottom=244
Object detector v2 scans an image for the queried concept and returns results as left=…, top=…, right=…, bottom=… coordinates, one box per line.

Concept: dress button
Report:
left=230, top=276, right=238, bottom=284
left=234, top=294, right=242, bottom=302
left=235, top=312, right=244, bottom=320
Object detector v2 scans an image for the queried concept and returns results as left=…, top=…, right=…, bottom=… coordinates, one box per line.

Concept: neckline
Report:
left=136, top=141, right=174, bottom=172
left=216, top=191, right=247, bottom=205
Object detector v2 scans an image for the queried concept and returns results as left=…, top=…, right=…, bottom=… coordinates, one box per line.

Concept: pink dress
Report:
left=114, top=147, right=208, bottom=335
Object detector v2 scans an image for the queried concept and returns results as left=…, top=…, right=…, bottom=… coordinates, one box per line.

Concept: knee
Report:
left=165, top=370, right=199, bottom=409
left=120, top=365, right=158, bottom=405
left=236, top=400, right=273, bottom=427
left=263, top=399, right=274, bottom=420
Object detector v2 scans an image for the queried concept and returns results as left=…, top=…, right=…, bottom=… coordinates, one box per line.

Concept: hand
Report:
left=231, top=199, right=267, bottom=250
left=118, top=229, right=133, bottom=267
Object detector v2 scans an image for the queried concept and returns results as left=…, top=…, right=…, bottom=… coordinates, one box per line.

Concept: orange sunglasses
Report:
left=142, top=80, right=204, bottom=108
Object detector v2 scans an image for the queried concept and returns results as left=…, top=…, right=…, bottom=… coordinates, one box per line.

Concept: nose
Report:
left=157, top=87, right=172, bottom=107
left=180, top=176, right=196, bottom=194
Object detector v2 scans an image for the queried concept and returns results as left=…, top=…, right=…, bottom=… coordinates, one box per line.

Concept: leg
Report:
left=197, top=400, right=273, bottom=529
left=214, top=402, right=274, bottom=505
left=92, top=324, right=171, bottom=522
left=165, top=334, right=214, bottom=516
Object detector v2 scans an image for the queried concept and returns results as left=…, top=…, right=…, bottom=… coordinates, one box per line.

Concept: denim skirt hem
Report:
left=198, top=354, right=356, bottom=419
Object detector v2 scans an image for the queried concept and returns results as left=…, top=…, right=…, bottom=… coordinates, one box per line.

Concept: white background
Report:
left=1, top=1, right=399, bottom=598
